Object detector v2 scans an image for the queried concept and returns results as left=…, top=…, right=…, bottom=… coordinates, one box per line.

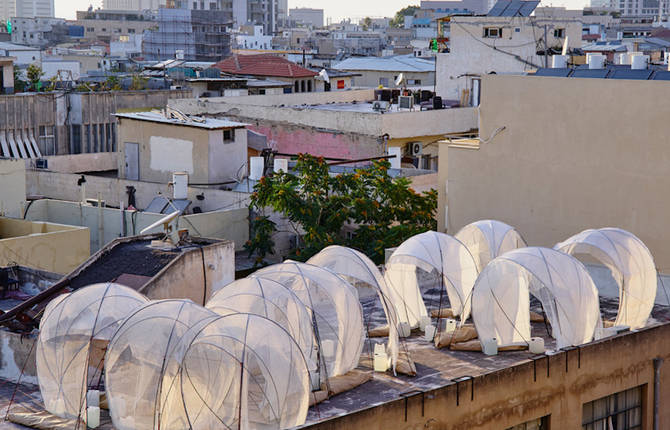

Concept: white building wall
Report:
left=41, top=60, right=81, bottom=81
left=289, top=8, right=324, bottom=28
left=103, top=0, right=165, bottom=10
left=236, top=25, right=272, bottom=49
left=15, top=0, right=54, bottom=18
left=0, top=0, right=15, bottom=23
left=436, top=16, right=582, bottom=100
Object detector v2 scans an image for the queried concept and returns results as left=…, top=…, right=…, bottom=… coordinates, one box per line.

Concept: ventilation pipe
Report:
left=551, top=55, right=568, bottom=68
left=588, top=54, right=606, bottom=69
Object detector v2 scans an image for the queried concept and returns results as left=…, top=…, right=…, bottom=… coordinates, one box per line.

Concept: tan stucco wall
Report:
left=446, top=74, right=670, bottom=271
left=25, top=199, right=249, bottom=253
left=140, top=240, right=235, bottom=304
left=0, top=159, right=25, bottom=218
left=0, top=217, right=89, bottom=274
left=32, top=153, right=118, bottom=173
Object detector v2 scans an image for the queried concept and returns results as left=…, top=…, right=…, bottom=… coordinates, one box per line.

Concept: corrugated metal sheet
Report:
left=332, top=55, right=435, bottom=72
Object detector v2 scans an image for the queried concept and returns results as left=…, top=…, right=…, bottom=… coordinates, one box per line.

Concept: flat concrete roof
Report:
left=115, top=111, right=249, bottom=130
left=301, top=289, right=670, bottom=427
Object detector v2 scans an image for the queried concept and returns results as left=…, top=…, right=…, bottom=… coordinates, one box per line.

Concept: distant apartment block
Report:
left=74, top=9, right=156, bottom=44
left=0, top=0, right=53, bottom=22
left=103, top=0, right=166, bottom=10
left=143, top=8, right=232, bottom=61
left=289, top=8, right=324, bottom=28
left=9, top=17, right=69, bottom=48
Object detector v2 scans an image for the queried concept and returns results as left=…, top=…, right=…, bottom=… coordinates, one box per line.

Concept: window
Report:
left=515, top=27, right=521, bottom=32
left=506, top=416, right=549, bottom=430
left=582, top=386, right=643, bottom=430
left=408, top=79, right=421, bottom=85
left=300, top=80, right=305, bottom=92
left=128, top=28, right=135, bottom=33
left=379, top=77, right=389, bottom=86
left=483, top=27, right=502, bottom=38
left=554, top=28, right=565, bottom=38
left=223, top=129, right=234, bottom=142
left=307, top=80, right=312, bottom=92
left=294, top=81, right=299, bottom=92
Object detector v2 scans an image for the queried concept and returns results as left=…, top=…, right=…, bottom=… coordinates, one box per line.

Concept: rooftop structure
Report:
left=333, top=55, right=436, bottom=88
left=214, top=54, right=318, bottom=93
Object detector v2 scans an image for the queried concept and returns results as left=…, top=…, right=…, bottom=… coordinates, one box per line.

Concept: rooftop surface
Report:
left=115, top=111, right=249, bottom=129
left=214, top=54, right=318, bottom=78
left=332, top=55, right=435, bottom=73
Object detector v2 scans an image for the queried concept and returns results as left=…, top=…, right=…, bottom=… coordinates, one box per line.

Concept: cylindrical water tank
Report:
left=631, top=54, right=648, bottom=70
left=588, top=54, right=605, bottom=69
left=552, top=55, right=568, bottom=68
left=249, top=156, right=264, bottom=180
left=388, top=147, right=402, bottom=169
left=529, top=337, right=545, bottom=354
left=273, top=158, right=288, bottom=173
left=172, top=172, right=188, bottom=200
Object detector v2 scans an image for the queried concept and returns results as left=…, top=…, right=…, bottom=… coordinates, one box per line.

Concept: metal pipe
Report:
left=327, top=154, right=397, bottom=166
left=654, top=357, right=663, bottom=430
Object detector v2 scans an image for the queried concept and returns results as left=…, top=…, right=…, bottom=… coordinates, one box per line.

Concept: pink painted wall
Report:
left=248, top=123, right=382, bottom=160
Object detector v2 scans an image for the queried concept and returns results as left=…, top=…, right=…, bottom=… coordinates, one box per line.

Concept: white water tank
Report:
left=388, top=147, right=402, bottom=169
left=424, top=324, right=436, bottom=342
left=398, top=322, right=411, bottom=338
left=442, top=318, right=457, bottom=334
left=274, top=158, right=288, bottom=173
left=172, top=172, right=188, bottom=200
left=552, top=55, right=568, bottom=68
left=529, top=337, right=545, bottom=354
left=588, top=54, right=605, bottom=69
left=631, top=54, right=649, bottom=70
left=249, top=156, right=264, bottom=180
left=419, top=315, right=431, bottom=332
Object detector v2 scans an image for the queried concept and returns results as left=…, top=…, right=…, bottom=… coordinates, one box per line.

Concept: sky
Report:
left=56, top=0, right=588, bottom=22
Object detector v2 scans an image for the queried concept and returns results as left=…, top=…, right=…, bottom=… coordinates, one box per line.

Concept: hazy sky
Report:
left=56, top=0, right=587, bottom=21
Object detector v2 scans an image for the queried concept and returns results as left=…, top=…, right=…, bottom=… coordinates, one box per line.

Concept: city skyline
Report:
left=57, top=0, right=588, bottom=22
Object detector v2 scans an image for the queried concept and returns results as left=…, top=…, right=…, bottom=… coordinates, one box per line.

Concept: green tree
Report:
left=246, top=154, right=437, bottom=266
left=13, top=65, right=27, bottom=92
left=390, top=5, right=420, bottom=28
left=130, top=74, right=148, bottom=90
left=362, top=17, right=372, bottom=31
left=103, top=75, right=122, bottom=91
left=26, top=64, right=44, bottom=91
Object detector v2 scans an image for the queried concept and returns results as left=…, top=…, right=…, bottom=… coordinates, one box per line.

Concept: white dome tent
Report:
left=384, top=231, right=479, bottom=328
left=307, top=245, right=401, bottom=371
left=252, top=261, right=365, bottom=383
left=105, top=299, right=220, bottom=430
left=555, top=228, right=657, bottom=329
left=455, top=220, right=527, bottom=272
left=176, top=313, right=311, bottom=429
left=472, top=247, right=602, bottom=350
left=36, top=283, right=149, bottom=420
left=206, top=278, right=317, bottom=377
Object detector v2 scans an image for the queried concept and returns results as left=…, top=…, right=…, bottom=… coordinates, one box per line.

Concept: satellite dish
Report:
left=318, top=69, right=330, bottom=83
left=562, top=36, right=569, bottom=56
left=395, top=73, right=404, bottom=86
left=140, top=211, right=180, bottom=235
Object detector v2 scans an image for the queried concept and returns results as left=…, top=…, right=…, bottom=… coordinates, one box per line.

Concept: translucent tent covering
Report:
left=206, top=278, right=317, bottom=376
left=307, top=245, right=401, bottom=370
left=454, top=220, right=527, bottom=272
left=384, top=231, right=479, bottom=328
left=252, top=262, right=365, bottom=381
left=36, top=283, right=149, bottom=419
left=472, top=247, right=602, bottom=350
left=105, top=299, right=220, bottom=430
left=555, top=228, right=657, bottom=329
left=175, top=313, right=310, bottom=429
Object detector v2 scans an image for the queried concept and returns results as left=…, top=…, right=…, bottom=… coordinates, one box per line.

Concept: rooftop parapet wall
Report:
left=0, top=217, right=89, bottom=274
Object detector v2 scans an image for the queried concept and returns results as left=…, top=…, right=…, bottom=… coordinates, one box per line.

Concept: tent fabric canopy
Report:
left=555, top=228, right=657, bottom=329
left=105, top=299, right=220, bottom=430
left=455, top=220, right=527, bottom=272
left=176, top=313, right=310, bottom=430
left=472, top=247, right=602, bottom=350
left=252, top=261, right=365, bottom=381
left=36, top=283, right=149, bottom=420
left=206, top=277, right=318, bottom=375
left=384, top=231, right=479, bottom=327
left=307, top=245, right=400, bottom=370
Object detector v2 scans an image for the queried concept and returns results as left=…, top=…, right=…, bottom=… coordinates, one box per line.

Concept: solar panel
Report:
left=517, top=1, right=540, bottom=16
left=145, top=196, right=169, bottom=214
left=487, top=0, right=511, bottom=16
left=609, top=69, right=653, bottom=80
left=500, top=0, right=523, bottom=16
left=571, top=69, right=611, bottom=79
left=651, top=70, right=670, bottom=80
left=533, top=68, right=572, bottom=77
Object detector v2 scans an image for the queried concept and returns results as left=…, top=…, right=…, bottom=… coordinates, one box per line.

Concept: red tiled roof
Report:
left=213, top=54, right=318, bottom=78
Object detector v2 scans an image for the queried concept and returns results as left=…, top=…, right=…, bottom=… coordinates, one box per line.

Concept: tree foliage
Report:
left=26, top=64, right=44, bottom=91
left=246, top=154, right=437, bottom=265
left=390, top=5, right=420, bottom=28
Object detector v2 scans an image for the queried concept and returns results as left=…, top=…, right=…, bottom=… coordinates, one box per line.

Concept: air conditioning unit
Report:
left=398, top=95, right=413, bottom=110
left=408, top=142, right=423, bottom=156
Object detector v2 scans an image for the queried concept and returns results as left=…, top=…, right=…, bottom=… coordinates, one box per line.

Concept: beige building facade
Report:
left=441, top=73, right=670, bottom=272
left=0, top=158, right=25, bottom=218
